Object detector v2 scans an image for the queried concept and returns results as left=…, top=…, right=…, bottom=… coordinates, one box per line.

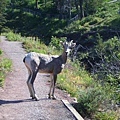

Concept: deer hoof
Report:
left=31, top=97, right=39, bottom=101
left=51, top=95, right=57, bottom=100
left=52, top=97, right=56, bottom=100
left=48, top=94, right=51, bottom=99
left=48, top=94, right=57, bottom=100
left=35, top=94, right=39, bottom=101
left=34, top=97, right=39, bottom=101
left=31, top=94, right=39, bottom=101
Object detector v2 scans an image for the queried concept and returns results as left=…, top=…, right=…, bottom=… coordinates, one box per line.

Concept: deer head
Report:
left=60, top=40, right=76, bottom=55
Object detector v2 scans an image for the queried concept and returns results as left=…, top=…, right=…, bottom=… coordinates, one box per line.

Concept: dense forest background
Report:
left=0, top=0, right=120, bottom=119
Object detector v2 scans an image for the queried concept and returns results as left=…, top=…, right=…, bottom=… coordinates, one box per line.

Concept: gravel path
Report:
left=0, top=36, right=76, bottom=120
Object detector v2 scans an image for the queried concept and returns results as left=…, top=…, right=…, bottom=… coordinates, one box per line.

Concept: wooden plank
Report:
left=62, top=100, right=84, bottom=120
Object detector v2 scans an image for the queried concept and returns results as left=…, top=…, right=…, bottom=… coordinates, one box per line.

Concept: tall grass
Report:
left=22, top=39, right=48, bottom=53
left=3, top=31, right=23, bottom=41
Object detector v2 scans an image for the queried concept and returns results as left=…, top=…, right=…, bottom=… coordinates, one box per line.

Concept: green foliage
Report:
left=5, top=4, right=67, bottom=41
left=76, top=35, right=120, bottom=118
left=89, top=19, right=98, bottom=25
left=57, top=60, right=93, bottom=98
left=57, top=1, right=119, bottom=37
left=109, top=16, right=120, bottom=29
left=76, top=83, right=119, bottom=119
left=83, top=0, right=104, bottom=16
left=49, top=36, right=66, bottom=52
left=10, top=0, right=33, bottom=7
left=0, top=50, right=12, bottom=86
left=77, top=86, right=104, bottom=117
left=78, top=35, right=120, bottom=85
left=23, top=39, right=48, bottom=54
left=94, top=111, right=119, bottom=120
left=4, top=31, right=22, bottom=41
left=92, top=36, right=120, bottom=86
left=0, top=0, right=8, bottom=33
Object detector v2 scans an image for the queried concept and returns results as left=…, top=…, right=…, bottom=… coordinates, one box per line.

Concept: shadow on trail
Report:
left=0, top=99, right=32, bottom=105
left=0, top=98, right=49, bottom=105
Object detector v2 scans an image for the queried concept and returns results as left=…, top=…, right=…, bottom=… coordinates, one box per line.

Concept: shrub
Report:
left=91, top=36, right=120, bottom=88
left=49, top=36, right=66, bottom=51
left=89, top=19, right=98, bottom=25
left=94, top=111, right=119, bottom=120
left=77, top=86, right=105, bottom=118
left=75, top=81, right=119, bottom=119
left=48, top=36, right=66, bottom=54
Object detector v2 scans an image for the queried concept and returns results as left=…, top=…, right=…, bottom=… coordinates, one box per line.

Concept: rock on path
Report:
left=0, top=36, right=76, bottom=120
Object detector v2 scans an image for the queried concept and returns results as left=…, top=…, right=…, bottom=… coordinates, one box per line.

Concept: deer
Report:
left=23, top=40, right=76, bottom=101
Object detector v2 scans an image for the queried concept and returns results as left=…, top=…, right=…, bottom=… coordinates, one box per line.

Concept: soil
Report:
left=0, top=36, right=76, bottom=120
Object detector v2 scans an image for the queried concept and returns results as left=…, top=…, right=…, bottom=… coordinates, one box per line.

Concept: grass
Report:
left=3, top=31, right=23, bottom=41
left=22, top=39, right=48, bottom=53
left=57, top=60, right=93, bottom=98
left=0, top=49, right=12, bottom=86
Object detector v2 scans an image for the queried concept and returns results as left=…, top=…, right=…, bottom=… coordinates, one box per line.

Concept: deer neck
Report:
left=61, top=50, right=67, bottom=64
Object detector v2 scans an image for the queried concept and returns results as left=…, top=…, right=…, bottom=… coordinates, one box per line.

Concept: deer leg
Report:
left=27, top=73, right=35, bottom=99
left=51, top=74, right=57, bottom=100
left=29, top=71, right=39, bottom=101
left=26, top=67, right=35, bottom=98
left=27, top=70, right=39, bottom=101
left=27, top=60, right=40, bottom=101
left=48, top=74, right=54, bottom=99
left=27, top=72, right=33, bottom=98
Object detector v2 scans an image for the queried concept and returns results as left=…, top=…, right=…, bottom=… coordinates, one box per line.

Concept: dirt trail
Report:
left=0, top=36, right=76, bottom=120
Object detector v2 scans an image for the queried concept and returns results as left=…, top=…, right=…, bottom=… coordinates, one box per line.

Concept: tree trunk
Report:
left=79, top=0, right=84, bottom=19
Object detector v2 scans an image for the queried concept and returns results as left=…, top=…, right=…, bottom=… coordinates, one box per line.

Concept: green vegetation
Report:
left=1, top=0, right=120, bottom=119
left=57, top=60, right=93, bottom=97
left=0, top=49, right=12, bottom=86
left=0, top=0, right=8, bottom=34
